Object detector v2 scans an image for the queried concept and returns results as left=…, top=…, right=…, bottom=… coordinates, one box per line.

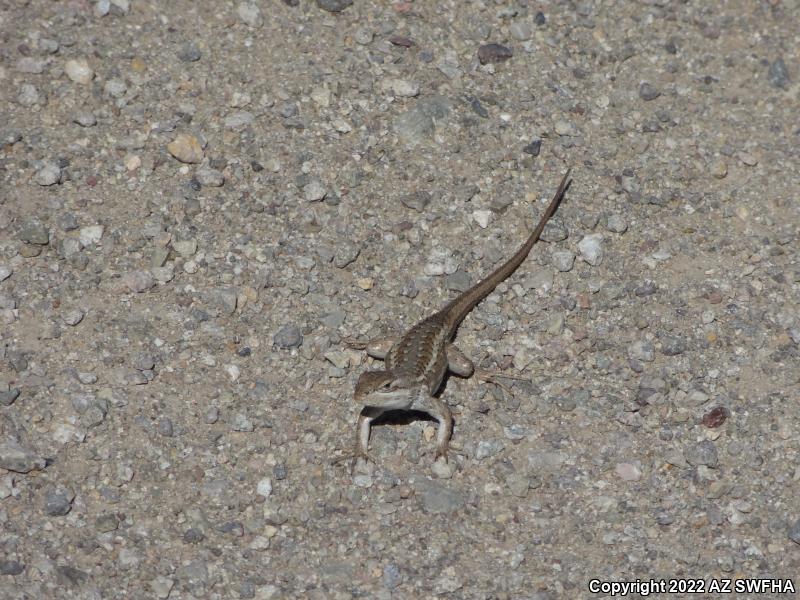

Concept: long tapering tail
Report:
left=442, top=169, right=572, bottom=332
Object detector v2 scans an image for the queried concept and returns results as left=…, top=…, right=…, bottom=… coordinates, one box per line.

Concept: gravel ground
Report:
left=1, top=1, right=799, bottom=598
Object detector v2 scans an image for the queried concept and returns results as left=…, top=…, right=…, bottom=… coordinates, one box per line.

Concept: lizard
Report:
left=346, top=169, right=572, bottom=469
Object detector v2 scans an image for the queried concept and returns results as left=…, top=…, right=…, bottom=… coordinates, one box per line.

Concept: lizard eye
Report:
left=382, top=381, right=393, bottom=390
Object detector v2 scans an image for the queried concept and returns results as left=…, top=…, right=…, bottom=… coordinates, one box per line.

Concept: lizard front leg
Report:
left=351, top=409, right=376, bottom=473
left=414, top=395, right=453, bottom=462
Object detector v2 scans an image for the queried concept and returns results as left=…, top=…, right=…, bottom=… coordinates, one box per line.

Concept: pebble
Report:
left=303, top=180, right=327, bottom=202
left=0, top=560, right=24, bottom=576
left=274, top=324, right=303, bottom=349
left=349, top=26, right=371, bottom=45
left=710, top=160, right=727, bottom=179
left=237, top=2, right=263, bottom=27
left=615, top=462, right=642, bottom=481
left=475, top=440, right=504, bottom=460
left=224, top=111, right=255, bottom=128
left=177, top=43, right=202, bottom=62
left=122, top=270, right=155, bottom=293
left=414, top=479, right=465, bottom=514
left=158, top=417, right=174, bottom=437
left=19, top=220, right=50, bottom=245
left=64, top=59, right=94, bottom=84
left=317, top=0, right=352, bottom=12
left=43, top=486, right=74, bottom=516
left=230, top=413, right=254, bottom=432
left=0, top=388, right=20, bottom=407
left=400, top=191, right=432, bottom=211
left=63, top=308, right=85, bottom=326
left=789, top=519, right=800, bottom=545
left=36, top=162, right=62, bottom=186
left=0, top=441, right=46, bottom=473
left=0, top=265, right=12, bottom=281
left=196, top=167, right=224, bottom=187
left=578, top=233, right=604, bottom=265
left=104, top=78, right=128, bottom=98
left=150, top=577, right=175, bottom=599
left=768, top=57, right=789, bottom=89
left=551, top=250, right=575, bottom=272
left=702, top=406, right=729, bottom=428
left=394, top=95, right=452, bottom=145
left=638, top=82, right=661, bottom=101
left=554, top=120, right=577, bottom=136
left=173, top=239, right=197, bottom=257
left=737, top=151, right=758, bottom=166
left=522, top=138, right=542, bottom=156
left=385, top=78, right=419, bottom=98
left=472, top=210, right=491, bottom=228
left=204, top=406, right=219, bottom=424
left=684, top=440, right=719, bottom=467
left=167, top=134, right=204, bottom=164
left=383, top=564, right=403, bottom=590
left=477, top=43, right=513, bottom=65
left=628, top=340, right=655, bottom=362
left=79, top=225, right=104, bottom=246
left=257, top=478, right=273, bottom=497
left=605, top=214, right=628, bottom=234
left=17, top=83, right=42, bottom=106
left=73, top=111, right=97, bottom=127
left=509, top=22, right=532, bottom=41
left=333, top=244, right=360, bottom=268
left=16, top=57, right=45, bottom=74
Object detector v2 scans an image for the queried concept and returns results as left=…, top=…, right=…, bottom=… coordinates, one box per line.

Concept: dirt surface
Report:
left=1, top=0, right=799, bottom=598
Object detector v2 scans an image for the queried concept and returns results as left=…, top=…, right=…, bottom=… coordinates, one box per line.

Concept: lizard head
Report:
left=354, top=370, right=414, bottom=410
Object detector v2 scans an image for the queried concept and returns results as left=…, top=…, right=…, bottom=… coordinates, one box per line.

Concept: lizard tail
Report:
left=442, top=168, right=572, bottom=331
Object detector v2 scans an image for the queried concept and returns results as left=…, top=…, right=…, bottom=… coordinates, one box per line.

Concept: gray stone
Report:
left=73, top=112, right=97, bottom=127
left=196, top=167, right=224, bottom=187
left=789, top=518, right=800, bottom=545
left=768, top=57, right=789, bottom=89
left=36, top=162, right=62, bottom=186
left=684, top=440, right=718, bottom=468
left=122, top=270, right=155, bottom=293
left=383, top=564, right=403, bottom=590
left=394, top=96, right=453, bottom=145
left=414, top=479, right=465, bottom=514
left=639, top=82, right=660, bottom=101
left=157, top=417, right=174, bottom=437
left=17, top=83, right=42, bottom=106
left=19, top=220, right=50, bottom=245
left=0, top=388, right=20, bottom=406
left=0, top=441, right=46, bottom=473
left=274, top=324, right=303, bottom=348
left=551, top=250, right=575, bottom=272
left=317, top=0, right=352, bottom=12
left=225, top=110, right=255, bottom=128
left=606, top=214, right=628, bottom=233
left=628, top=340, right=655, bottom=362
left=237, top=2, right=263, bottom=27
left=304, top=180, right=327, bottom=202
left=44, top=487, right=75, bottom=516
left=0, top=560, right=24, bottom=576
left=400, top=191, right=432, bottom=211
left=578, top=233, right=604, bottom=265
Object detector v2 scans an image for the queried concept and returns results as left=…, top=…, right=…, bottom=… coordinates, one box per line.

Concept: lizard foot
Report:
left=474, top=368, right=528, bottom=396
left=341, top=336, right=369, bottom=350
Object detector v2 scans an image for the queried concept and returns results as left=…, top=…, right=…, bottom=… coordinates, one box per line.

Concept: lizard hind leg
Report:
left=343, top=335, right=398, bottom=360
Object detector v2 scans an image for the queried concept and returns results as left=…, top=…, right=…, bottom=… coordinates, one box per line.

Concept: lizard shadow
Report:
left=368, top=372, right=460, bottom=428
